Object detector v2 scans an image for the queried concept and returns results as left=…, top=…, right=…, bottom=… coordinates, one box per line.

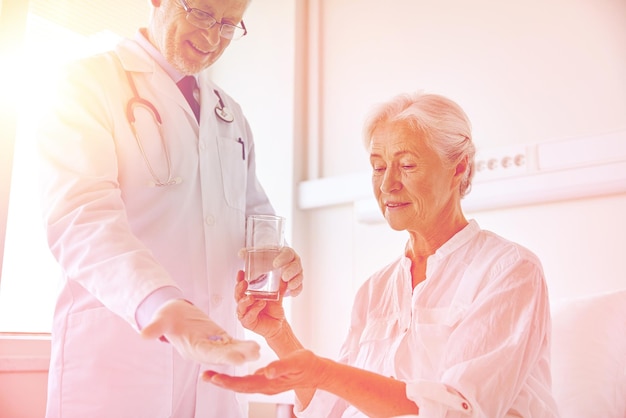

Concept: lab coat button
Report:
left=211, top=295, right=223, bottom=307
left=205, top=215, right=215, bottom=225
left=199, top=141, right=206, bottom=150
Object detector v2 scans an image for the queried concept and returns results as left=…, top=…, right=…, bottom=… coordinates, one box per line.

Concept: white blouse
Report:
left=298, top=220, right=560, bottom=418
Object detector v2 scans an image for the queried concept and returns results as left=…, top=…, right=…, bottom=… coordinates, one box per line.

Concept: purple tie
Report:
left=177, top=76, right=200, bottom=122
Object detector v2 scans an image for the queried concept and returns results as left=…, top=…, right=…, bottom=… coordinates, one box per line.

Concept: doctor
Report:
left=37, top=0, right=304, bottom=417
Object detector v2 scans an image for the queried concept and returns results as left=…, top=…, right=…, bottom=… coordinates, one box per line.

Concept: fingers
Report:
left=203, top=370, right=270, bottom=392
left=203, top=370, right=218, bottom=379
left=285, top=273, right=303, bottom=295
left=234, top=270, right=247, bottom=300
left=274, top=247, right=304, bottom=297
left=273, top=247, right=295, bottom=267
left=235, top=278, right=260, bottom=319
left=196, top=339, right=261, bottom=366
left=233, top=339, right=261, bottom=361
left=139, top=298, right=190, bottom=340
left=198, top=345, right=246, bottom=366
left=139, top=320, right=163, bottom=340
left=282, top=263, right=303, bottom=283
left=237, top=298, right=267, bottom=324
left=236, top=269, right=246, bottom=284
left=260, top=358, right=293, bottom=379
left=202, top=353, right=312, bottom=394
left=202, top=369, right=285, bottom=395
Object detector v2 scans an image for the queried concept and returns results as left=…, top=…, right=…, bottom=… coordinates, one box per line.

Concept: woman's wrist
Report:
left=266, top=321, right=302, bottom=357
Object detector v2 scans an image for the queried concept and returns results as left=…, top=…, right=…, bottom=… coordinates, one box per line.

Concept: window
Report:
left=0, top=0, right=148, bottom=333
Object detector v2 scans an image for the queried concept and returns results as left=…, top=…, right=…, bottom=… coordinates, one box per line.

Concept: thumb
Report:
left=138, top=298, right=189, bottom=340
left=140, top=319, right=165, bottom=340
left=262, top=366, right=278, bottom=379
left=261, top=358, right=289, bottom=379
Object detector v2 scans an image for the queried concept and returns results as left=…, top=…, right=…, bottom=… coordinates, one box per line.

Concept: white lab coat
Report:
left=38, top=38, right=275, bottom=418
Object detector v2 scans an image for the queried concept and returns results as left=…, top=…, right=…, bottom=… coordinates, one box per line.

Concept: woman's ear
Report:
left=454, top=155, right=469, bottom=179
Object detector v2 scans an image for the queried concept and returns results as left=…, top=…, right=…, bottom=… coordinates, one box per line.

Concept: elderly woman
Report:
left=204, top=92, right=560, bottom=418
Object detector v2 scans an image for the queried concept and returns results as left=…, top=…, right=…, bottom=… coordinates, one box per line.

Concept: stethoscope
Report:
left=124, top=71, right=235, bottom=187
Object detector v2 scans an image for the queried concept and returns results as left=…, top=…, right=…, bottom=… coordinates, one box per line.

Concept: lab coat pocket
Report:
left=59, top=306, right=173, bottom=417
left=216, top=136, right=247, bottom=210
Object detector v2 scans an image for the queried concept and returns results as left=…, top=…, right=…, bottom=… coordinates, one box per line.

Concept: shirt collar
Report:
left=408, top=220, right=480, bottom=278
left=134, top=29, right=194, bottom=84
left=432, top=219, right=480, bottom=260
left=404, top=220, right=480, bottom=262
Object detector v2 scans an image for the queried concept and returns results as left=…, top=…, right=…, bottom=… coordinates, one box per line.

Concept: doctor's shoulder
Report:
left=58, top=50, right=123, bottom=88
left=49, top=51, right=130, bottom=121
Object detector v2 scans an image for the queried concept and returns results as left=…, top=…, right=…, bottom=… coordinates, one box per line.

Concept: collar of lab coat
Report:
left=114, top=38, right=222, bottom=124
left=115, top=39, right=228, bottom=124
left=113, top=39, right=201, bottom=120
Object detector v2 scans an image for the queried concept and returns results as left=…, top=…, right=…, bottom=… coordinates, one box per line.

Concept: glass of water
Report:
left=244, top=214, right=285, bottom=300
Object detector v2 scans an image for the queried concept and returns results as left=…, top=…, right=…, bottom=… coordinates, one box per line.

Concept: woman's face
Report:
left=369, top=121, right=460, bottom=233
left=150, top=0, right=248, bottom=75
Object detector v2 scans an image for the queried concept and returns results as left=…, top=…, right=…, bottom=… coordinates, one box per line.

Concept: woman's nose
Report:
left=380, top=169, right=401, bottom=193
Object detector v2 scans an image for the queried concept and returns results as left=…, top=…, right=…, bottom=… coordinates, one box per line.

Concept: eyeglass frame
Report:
left=179, top=0, right=247, bottom=40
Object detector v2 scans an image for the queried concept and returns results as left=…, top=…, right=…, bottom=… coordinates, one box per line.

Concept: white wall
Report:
left=285, top=0, right=626, bottom=358
left=210, top=0, right=296, bottom=223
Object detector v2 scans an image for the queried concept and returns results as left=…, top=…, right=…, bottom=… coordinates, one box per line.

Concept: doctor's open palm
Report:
left=141, top=298, right=261, bottom=366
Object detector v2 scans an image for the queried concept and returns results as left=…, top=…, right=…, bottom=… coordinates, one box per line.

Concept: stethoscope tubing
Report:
left=124, top=71, right=179, bottom=187
left=122, top=68, right=237, bottom=187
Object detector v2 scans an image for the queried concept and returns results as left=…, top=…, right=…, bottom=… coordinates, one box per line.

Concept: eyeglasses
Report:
left=179, top=0, right=247, bottom=40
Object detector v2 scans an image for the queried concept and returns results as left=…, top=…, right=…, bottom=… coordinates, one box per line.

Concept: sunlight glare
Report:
left=0, top=13, right=121, bottom=333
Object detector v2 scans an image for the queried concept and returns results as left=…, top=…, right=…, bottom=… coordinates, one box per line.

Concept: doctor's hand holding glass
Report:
left=203, top=92, right=560, bottom=418
left=37, top=0, right=303, bottom=417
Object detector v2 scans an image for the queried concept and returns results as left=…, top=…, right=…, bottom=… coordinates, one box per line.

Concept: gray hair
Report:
left=362, top=92, right=476, bottom=197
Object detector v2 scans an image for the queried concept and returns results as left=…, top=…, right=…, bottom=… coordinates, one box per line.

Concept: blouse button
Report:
left=462, top=402, right=469, bottom=410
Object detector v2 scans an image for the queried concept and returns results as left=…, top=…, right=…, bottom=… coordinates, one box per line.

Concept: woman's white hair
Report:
left=362, top=91, right=476, bottom=197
